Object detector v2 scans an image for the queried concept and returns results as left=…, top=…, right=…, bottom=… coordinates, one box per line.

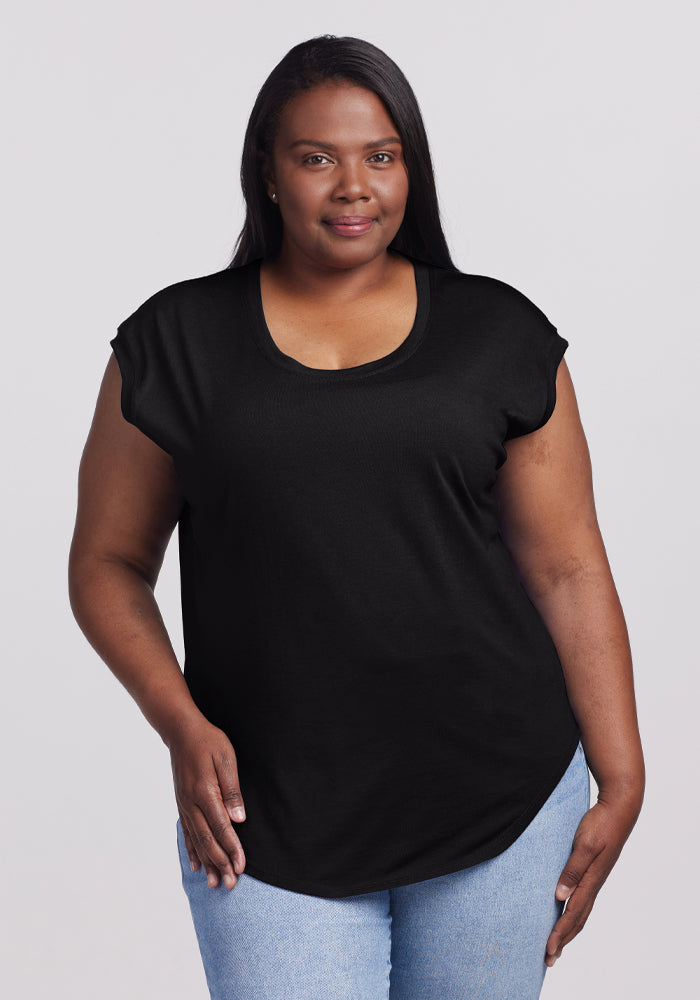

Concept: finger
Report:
left=554, top=836, right=603, bottom=902
left=182, top=801, right=233, bottom=886
left=544, top=893, right=597, bottom=967
left=182, top=822, right=201, bottom=873
left=179, top=796, right=246, bottom=888
left=213, top=750, right=247, bottom=825
left=188, top=800, right=245, bottom=890
left=559, top=889, right=598, bottom=950
left=546, top=884, right=598, bottom=963
left=205, top=863, right=224, bottom=888
left=191, top=824, right=237, bottom=889
left=204, top=803, right=247, bottom=882
left=209, top=756, right=248, bottom=877
left=546, top=840, right=607, bottom=959
left=545, top=947, right=562, bottom=968
left=217, top=810, right=247, bottom=876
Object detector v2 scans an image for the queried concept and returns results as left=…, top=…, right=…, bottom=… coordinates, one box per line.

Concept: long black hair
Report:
left=228, top=34, right=457, bottom=270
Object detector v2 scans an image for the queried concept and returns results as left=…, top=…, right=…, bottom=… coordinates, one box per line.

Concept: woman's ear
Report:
left=259, top=151, right=276, bottom=201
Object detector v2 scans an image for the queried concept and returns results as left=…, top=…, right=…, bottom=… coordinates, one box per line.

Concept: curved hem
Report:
left=109, top=333, right=135, bottom=426
left=109, top=330, right=180, bottom=461
left=239, top=729, right=583, bottom=899
left=537, top=328, right=569, bottom=431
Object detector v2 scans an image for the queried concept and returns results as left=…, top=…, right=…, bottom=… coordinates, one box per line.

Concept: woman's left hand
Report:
left=545, top=792, right=643, bottom=967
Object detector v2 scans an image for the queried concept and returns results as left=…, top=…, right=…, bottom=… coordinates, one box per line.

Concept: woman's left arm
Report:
left=493, top=357, right=645, bottom=969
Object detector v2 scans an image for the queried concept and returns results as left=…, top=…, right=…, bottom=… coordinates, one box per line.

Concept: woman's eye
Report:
left=303, top=152, right=395, bottom=166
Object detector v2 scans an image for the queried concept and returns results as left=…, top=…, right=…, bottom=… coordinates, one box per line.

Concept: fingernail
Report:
left=557, top=883, right=572, bottom=896
left=207, top=872, right=217, bottom=887
left=190, top=860, right=197, bottom=873
left=232, top=807, right=246, bottom=821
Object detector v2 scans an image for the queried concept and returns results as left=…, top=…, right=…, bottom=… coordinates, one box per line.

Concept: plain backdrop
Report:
left=2, top=1, right=697, bottom=997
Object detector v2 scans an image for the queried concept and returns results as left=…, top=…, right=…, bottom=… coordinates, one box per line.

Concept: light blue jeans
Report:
left=176, top=741, right=590, bottom=999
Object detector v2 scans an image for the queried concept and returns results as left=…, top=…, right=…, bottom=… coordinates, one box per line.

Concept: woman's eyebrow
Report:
left=288, top=136, right=402, bottom=150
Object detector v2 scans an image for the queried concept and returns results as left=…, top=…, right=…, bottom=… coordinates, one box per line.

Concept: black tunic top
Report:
left=110, top=252, right=581, bottom=898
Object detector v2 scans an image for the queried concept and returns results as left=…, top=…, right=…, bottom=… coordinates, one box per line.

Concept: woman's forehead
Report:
left=275, top=83, right=399, bottom=146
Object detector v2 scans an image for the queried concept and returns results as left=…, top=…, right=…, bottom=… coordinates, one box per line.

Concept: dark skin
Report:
left=69, top=80, right=644, bottom=967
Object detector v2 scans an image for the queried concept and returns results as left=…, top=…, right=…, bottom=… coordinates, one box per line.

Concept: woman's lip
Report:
left=326, top=216, right=374, bottom=224
left=324, top=219, right=374, bottom=236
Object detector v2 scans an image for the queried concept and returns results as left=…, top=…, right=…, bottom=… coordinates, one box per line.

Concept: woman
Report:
left=69, top=34, right=645, bottom=1000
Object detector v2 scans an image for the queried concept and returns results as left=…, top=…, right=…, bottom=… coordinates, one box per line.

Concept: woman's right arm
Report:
left=68, top=353, right=246, bottom=890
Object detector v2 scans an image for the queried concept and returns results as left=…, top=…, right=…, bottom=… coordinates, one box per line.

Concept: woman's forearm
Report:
left=68, top=554, right=207, bottom=748
left=529, top=559, right=645, bottom=806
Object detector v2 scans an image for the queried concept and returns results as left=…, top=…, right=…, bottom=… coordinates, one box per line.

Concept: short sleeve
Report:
left=110, top=287, right=193, bottom=460
left=499, top=289, right=569, bottom=441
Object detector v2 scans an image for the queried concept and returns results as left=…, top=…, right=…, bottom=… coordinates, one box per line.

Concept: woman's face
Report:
left=262, top=81, right=409, bottom=270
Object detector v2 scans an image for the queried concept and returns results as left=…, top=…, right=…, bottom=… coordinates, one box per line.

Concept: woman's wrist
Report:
left=143, top=683, right=209, bottom=749
left=595, top=770, right=645, bottom=811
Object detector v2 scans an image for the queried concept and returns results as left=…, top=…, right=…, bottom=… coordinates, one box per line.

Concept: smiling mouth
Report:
left=324, top=218, right=375, bottom=236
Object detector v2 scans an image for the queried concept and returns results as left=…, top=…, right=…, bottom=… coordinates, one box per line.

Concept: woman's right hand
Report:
left=168, top=716, right=247, bottom=890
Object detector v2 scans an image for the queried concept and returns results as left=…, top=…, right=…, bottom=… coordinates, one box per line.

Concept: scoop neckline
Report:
left=244, top=254, right=432, bottom=380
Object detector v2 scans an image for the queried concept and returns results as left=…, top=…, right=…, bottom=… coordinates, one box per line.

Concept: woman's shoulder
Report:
left=429, top=261, right=557, bottom=333
left=432, top=261, right=546, bottom=306
left=118, top=261, right=255, bottom=329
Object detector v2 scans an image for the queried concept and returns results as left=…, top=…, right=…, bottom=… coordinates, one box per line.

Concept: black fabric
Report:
left=110, top=253, right=580, bottom=898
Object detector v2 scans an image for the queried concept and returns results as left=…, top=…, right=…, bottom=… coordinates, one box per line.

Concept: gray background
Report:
left=2, top=0, right=697, bottom=996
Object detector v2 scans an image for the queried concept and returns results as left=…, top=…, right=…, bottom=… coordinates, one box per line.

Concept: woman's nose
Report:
left=332, top=161, right=371, bottom=202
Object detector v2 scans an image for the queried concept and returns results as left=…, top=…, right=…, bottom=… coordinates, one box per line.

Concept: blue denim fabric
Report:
left=176, top=740, right=590, bottom=999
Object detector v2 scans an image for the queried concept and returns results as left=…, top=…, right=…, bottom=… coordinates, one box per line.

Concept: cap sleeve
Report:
left=499, top=288, right=569, bottom=441
left=110, top=288, right=192, bottom=460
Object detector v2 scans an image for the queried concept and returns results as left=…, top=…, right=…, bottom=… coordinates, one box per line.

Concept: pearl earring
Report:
left=271, top=192, right=277, bottom=202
